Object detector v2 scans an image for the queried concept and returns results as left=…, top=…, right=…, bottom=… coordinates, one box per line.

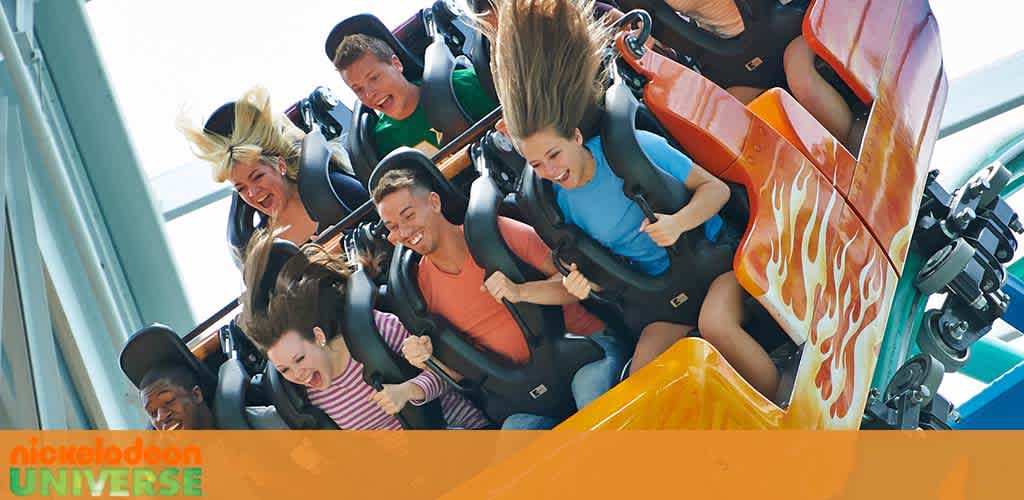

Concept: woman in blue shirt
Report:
left=489, top=0, right=778, bottom=398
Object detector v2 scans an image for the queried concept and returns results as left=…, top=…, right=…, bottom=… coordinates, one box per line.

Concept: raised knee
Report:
left=697, top=313, right=720, bottom=341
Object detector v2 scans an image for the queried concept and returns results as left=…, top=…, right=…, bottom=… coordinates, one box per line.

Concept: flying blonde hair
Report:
left=490, top=0, right=611, bottom=141
left=177, top=86, right=306, bottom=183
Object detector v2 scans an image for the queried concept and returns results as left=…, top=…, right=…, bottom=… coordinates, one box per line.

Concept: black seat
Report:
left=371, top=149, right=603, bottom=422
left=324, top=4, right=487, bottom=185
left=121, top=324, right=243, bottom=428
left=297, top=129, right=359, bottom=225
left=121, top=325, right=218, bottom=401
left=246, top=241, right=339, bottom=429
left=251, top=239, right=444, bottom=429
left=616, top=0, right=806, bottom=90
left=518, top=71, right=736, bottom=324
left=343, top=264, right=448, bottom=429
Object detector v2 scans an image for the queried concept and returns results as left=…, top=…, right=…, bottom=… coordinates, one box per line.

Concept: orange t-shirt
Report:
left=417, top=217, right=605, bottom=364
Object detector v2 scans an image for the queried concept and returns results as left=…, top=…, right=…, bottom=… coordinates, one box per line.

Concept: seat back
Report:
left=344, top=266, right=448, bottom=429
left=213, top=357, right=251, bottom=430
left=420, top=4, right=473, bottom=145
left=120, top=324, right=218, bottom=404
left=347, top=104, right=381, bottom=186
left=298, top=130, right=359, bottom=225
left=264, top=363, right=340, bottom=429
left=325, top=14, right=424, bottom=80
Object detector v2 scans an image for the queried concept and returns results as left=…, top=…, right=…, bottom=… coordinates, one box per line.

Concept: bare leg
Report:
left=783, top=36, right=853, bottom=146
left=726, top=85, right=765, bottom=105
left=630, top=321, right=694, bottom=375
left=698, top=272, right=779, bottom=398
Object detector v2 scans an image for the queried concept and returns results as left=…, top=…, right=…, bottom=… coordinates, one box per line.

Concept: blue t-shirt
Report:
left=553, top=131, right=723, bottom=276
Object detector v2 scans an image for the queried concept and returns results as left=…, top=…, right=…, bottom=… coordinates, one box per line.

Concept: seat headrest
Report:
left=203, top=101, right=235, bottom=137
left=324, top=14, right=425, bottom=81
left=252, top=240, right=302, bottom=314
left=227, top=193, right=267, bottom=264
left=120, top=325, right=218, bottom=403
left=599, top=76, right=689, bottom=213
left=368, top=147, right=467, bottom=225
left=297, top=130, right=348, bottom=224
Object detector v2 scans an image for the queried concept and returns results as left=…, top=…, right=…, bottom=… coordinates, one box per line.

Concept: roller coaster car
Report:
left=616, top=0, right=807, bottom=91
left=324, top=0, right=497, bottom=186
left=552, top=0, right=950, bottom=429
left=369, top=148, right=605, bottom=423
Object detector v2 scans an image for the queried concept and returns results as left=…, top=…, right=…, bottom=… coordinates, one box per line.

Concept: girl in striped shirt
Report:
left=239, top=229, right=490, bottom=430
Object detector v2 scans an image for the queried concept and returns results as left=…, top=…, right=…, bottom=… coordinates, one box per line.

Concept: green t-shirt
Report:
left=373, top=68, right=498, bottom=157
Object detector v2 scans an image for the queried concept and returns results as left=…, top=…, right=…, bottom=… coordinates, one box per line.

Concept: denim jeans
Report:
left=502, top=329, right=628, bottom=430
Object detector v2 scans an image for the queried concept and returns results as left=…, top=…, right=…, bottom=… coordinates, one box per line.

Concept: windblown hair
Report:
left=333, top=34, right=396, bottom=71
left=490, top=0, right=611, bottom=140
left=238, top=228, right=355, bottom=351
left=177, top=86, right=305, bottom=183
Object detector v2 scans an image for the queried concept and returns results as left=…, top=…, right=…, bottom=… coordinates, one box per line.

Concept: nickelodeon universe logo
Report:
left=7, top=437, right=202, bottom=497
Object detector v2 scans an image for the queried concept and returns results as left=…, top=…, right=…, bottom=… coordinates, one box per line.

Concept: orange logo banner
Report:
left=3, top=431, right=1021, bottom=499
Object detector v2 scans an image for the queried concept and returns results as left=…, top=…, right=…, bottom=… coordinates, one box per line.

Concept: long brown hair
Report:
left=490, top=0, right=611, bottom=141
left=238, top=228, right=353, bottom=351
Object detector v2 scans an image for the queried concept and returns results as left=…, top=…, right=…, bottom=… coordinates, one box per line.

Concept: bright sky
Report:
left=85, top=0, right=1024, bottom=403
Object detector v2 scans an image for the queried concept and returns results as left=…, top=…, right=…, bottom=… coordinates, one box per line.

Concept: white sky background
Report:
left=85, top=0, right=1024, bottom=402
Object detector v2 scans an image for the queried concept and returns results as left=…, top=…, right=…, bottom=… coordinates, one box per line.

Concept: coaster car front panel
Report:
left=561, top=0, right=946, bottom=429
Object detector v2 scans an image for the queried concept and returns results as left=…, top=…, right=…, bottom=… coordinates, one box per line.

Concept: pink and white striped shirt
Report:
left=306, top=311, right=490, bottom=430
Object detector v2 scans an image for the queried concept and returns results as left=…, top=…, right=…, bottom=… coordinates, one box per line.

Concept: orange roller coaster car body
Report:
left=560, top=0, right=947, bottom=430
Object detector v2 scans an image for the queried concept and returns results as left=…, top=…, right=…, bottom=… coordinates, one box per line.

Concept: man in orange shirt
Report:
left=373, top=166, right=627, bottom=429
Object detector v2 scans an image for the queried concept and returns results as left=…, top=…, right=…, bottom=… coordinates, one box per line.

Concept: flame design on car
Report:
left=760, top=164, right=894, bottom=426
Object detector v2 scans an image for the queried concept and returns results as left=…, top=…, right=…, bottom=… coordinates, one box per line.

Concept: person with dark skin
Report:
left=138, top=363, right=216, bottom=430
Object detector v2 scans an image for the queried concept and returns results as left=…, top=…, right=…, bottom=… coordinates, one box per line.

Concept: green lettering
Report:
left=132, top=468, right=157, bottom=496
left=8, top=468, right=37, bottom=496
left=82, top=468, right=107, bottom=497
left=158, top=468, right=180, bottom=496
left=40, top=468, right=68, bottom=496
left=183, top=468, right=203, bottom=496
left=107, top=468, right=129, bottom=496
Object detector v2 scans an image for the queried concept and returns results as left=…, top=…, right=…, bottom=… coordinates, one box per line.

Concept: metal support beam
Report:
left=32, top=0, right=193, bottom=332
left=960, top=335, right=1024, bottom=384
left=954, top=359, right=1024, bottom=429
left=940, top=51, right=1024, bottom=139
left=871, top=253, right=928, bottom=393
left=3, top=100, right=67, bottom=429
left=1, top=1, right=152, bottom=428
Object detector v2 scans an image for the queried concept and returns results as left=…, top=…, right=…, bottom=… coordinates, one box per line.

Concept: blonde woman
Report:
left=490, top=0, right=778, bottom=397
left=178, top=87, right=369, bottom=246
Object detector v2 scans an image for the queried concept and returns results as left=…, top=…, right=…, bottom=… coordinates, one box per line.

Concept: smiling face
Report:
left=340, top=53, right=419, bottom=121
left=517, top=127, right=593, bottom=189
left=140, top=379, right=206, bottom=431
left=266, top=329, right=337, bottom=391
left=228, top=157, right=295, bottom=219
left=376, top=186, right=444, bottom=256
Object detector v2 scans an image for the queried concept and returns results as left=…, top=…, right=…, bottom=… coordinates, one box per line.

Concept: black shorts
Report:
left=621, top=224, right=744, bottom=335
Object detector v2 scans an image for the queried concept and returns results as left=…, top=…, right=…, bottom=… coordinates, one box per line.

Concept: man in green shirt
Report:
left=333, top=34, right=498, bottom=157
